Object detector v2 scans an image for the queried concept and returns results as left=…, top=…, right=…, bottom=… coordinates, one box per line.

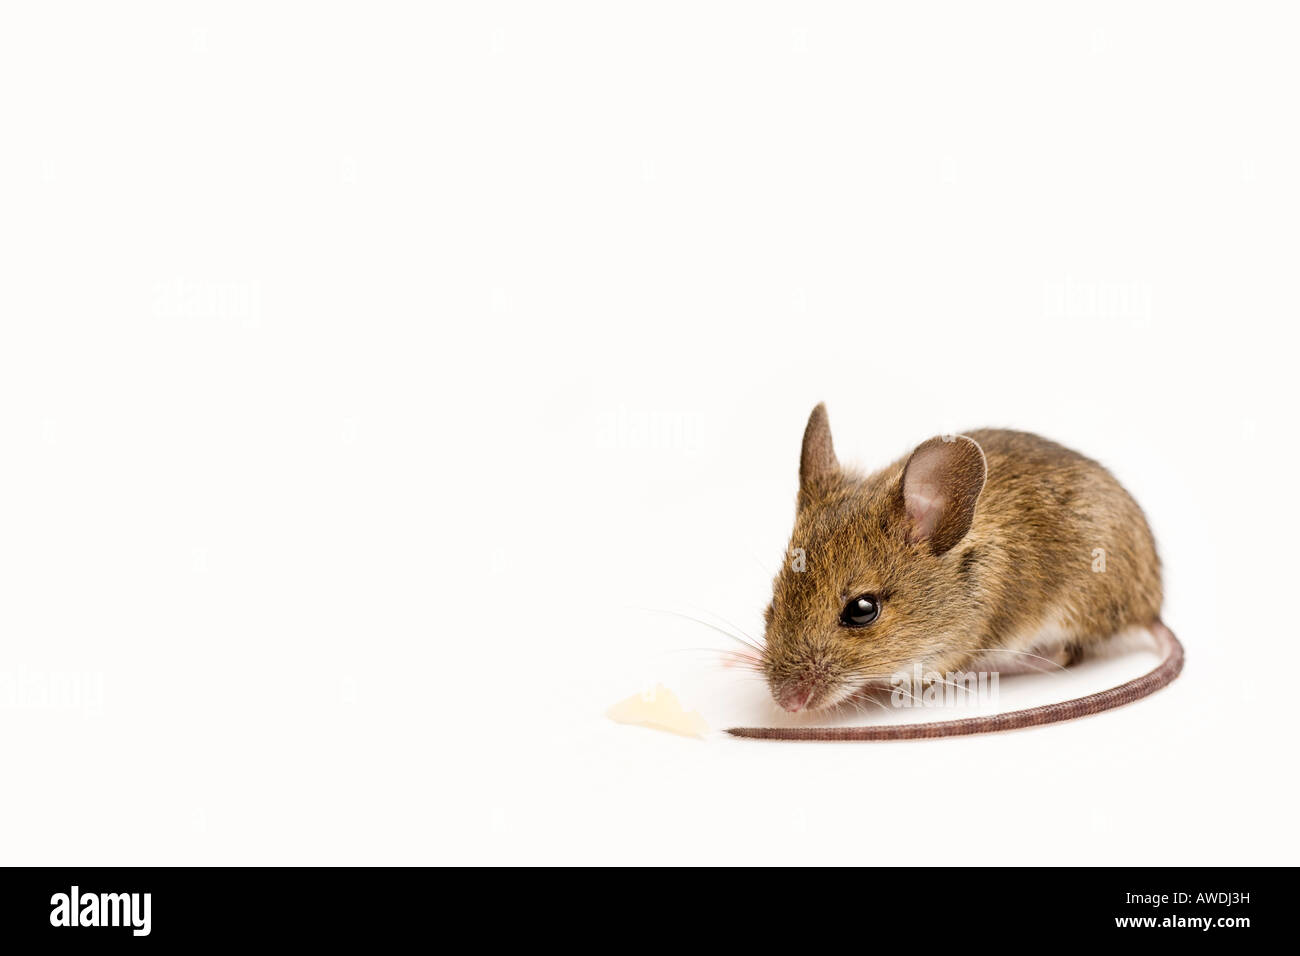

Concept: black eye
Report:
left=840, top=594, right=880, bottom=628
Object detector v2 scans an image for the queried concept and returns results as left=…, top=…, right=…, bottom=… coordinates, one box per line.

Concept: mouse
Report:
left=727, top=404, right=1183, bottom=741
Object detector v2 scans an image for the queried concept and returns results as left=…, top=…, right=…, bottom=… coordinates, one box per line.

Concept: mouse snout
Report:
left=776, top=679, right=815, bottom=713
left=765, top=640, right=849, bottom=712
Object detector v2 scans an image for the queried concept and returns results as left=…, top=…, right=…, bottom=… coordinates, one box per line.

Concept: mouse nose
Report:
left=777, top=680, right=814, bottom=713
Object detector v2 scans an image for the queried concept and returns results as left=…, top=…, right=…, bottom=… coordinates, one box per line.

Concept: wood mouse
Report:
left=728, top=404, right=1183, bottom=741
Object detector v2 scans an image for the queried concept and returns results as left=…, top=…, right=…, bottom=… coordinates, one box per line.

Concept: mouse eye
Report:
left=840, top=594, right=880, bottom=628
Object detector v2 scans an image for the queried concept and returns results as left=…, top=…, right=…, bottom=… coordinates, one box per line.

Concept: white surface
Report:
left=1, top=3, right=1297, bottom=865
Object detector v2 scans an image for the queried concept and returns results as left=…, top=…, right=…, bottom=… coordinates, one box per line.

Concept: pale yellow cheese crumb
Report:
left=606, top=684, right=709, bottom=739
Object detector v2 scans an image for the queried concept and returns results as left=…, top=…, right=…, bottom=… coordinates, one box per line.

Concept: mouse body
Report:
left=762, top=405, right=1163, bottom=715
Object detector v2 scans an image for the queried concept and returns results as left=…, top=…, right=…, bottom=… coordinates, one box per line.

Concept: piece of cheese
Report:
left=606, top=684, right=709, bottom=739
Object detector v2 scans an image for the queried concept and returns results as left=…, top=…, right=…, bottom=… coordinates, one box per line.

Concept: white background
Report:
left=2, top=3, right=1296, bottom=865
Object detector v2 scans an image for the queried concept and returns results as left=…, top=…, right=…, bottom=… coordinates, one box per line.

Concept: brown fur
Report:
left=763, top=405, right=1163, bottom=712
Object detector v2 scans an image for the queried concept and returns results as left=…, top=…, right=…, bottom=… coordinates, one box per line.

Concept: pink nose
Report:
left=778, top=682, right=813, bottom=712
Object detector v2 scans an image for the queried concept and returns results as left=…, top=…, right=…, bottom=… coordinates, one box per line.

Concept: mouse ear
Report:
left=798, top=403, right=838, bottom=509
left=900, top=435, right=987, bottom=554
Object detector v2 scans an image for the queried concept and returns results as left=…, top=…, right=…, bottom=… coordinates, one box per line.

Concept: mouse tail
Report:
left=725, top=620, right=1184, bottom=741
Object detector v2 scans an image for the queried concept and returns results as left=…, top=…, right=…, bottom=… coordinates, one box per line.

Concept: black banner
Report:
left=0, top=867, right=1276, bottom=945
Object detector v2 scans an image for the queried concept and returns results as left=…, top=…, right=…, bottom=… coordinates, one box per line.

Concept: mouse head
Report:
left=762, top=404, right=988, bottom=712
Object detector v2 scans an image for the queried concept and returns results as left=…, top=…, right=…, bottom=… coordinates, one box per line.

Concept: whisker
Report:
left=686, top=604, right=765, bottom=648
left=971, top=647, right=1070, bottom=671
left=636, top=607, right=764, bottom=653
left=843, top=691, right=893, bottom=715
